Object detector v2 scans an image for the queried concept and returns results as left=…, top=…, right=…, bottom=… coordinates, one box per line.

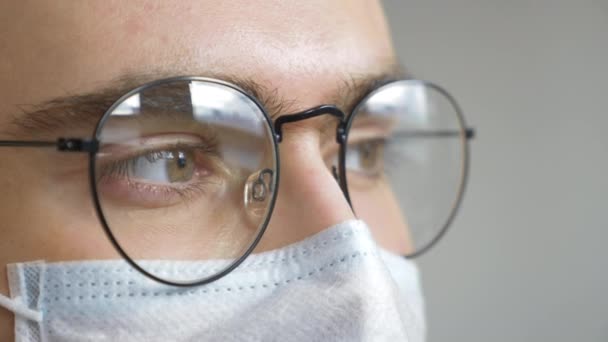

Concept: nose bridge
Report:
left=254, top=105, right=355, bottom=251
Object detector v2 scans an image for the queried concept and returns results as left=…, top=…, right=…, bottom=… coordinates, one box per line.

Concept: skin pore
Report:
left=0, top=1, right=408, bottom=339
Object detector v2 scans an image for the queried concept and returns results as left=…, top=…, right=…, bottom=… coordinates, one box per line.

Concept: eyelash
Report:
left=98, top=141, right=217, bottom=178
left=346, top=136, right=413, bottom=178
left=95, top=134, right=221, bottom=205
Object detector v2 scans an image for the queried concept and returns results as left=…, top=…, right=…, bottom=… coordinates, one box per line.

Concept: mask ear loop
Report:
left=0, top=293, right=42, bottom=322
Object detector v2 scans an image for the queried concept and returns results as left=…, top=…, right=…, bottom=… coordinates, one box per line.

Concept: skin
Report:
left=0, top=1, right=410, bottom=339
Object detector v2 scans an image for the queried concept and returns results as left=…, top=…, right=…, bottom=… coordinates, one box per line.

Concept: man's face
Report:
left=0, top=1, right=407, bottom=338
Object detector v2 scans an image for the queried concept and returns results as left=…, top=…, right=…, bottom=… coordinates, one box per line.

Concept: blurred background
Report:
left=382, top=1, right=608, bottom=341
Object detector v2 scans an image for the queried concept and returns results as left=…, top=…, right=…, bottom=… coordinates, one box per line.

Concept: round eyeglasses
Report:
left=0, top=76, right=474, bottom=286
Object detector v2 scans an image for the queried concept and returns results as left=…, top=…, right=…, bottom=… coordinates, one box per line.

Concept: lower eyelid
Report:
left=97, top=169, right=223, bottom=209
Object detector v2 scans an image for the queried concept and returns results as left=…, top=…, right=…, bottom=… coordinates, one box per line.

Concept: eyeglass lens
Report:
left=344, top=81, right=467, bottom=257
left=93, top=80, right=278, bottom=284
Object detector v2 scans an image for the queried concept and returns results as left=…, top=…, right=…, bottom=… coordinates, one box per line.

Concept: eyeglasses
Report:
left=0, top=76, right=474, bottom=286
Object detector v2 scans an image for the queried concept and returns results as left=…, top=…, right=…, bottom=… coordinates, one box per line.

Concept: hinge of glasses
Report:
left=336, top=124, right=347, bottom=144
left=465, top=128, right=476, bottom=139
left=57, top=138, right=98, bottom=153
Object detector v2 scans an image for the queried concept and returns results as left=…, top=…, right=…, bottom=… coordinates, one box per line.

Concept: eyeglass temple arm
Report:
left=395, top=128, right=475, bottom=139
left=0, top=138, right=98, bottom=152
left=274, top=103, right=475, bottom=143
left=0, top=128, right=474, bottom=152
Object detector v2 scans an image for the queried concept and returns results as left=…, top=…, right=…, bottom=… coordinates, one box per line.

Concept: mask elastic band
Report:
left=0, top=293, right=43, bottom=322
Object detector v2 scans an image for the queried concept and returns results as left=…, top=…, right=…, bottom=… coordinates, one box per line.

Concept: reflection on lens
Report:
left=345, top=80, right=467, bottom=256
left=93, top=78, right=277, bottom=285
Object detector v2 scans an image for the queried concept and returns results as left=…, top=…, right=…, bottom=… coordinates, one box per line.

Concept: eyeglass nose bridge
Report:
left=272, top=104, right=352, bottom=208
left=273, top=105, right=347, bottom=144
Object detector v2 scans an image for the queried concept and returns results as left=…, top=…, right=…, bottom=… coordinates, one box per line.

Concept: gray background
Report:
left=382, top=1, right=608, bottom=341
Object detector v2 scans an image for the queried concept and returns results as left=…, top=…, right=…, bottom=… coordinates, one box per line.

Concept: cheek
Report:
left=350, top=179, right=413, bottom=255
left=0, top=151, right=119, bottom=265
left=96, top=184, right=256, bottom=260
left=0, top=152, right=116, bottom=342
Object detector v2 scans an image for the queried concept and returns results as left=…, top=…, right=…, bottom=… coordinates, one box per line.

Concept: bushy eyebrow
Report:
left=6, top=65, right=405, bottom=138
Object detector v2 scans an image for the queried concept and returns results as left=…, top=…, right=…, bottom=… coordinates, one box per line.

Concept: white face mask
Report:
left=0, top=220, right=426, bottom=342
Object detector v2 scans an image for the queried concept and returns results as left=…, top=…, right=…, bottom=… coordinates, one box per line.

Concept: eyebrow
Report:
left=6, top=65, right=406, bottom=138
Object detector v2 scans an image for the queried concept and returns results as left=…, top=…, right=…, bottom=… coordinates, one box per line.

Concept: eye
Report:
left=95, top=135, right=226, bottom=208
left=127, top=149, right=199, bottom=184
left=345, top=138, right=386, bottom=178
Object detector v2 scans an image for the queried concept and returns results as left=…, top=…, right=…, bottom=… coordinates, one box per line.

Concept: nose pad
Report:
left=244, top=169, right=274, bottom=225
left=331, top=165, right=339, bottom=182
left=253, top=135, right=356, bottom=251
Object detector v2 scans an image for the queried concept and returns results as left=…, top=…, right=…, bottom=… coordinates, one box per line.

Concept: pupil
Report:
left=167, top=150, right=194, bottom=182
left=361, top=142, right=376, bottom=169
left=177, top=151, right=187, bottom=169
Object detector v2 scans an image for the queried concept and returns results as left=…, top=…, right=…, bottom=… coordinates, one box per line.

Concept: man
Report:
left=0, top=1, right=472, bottom=340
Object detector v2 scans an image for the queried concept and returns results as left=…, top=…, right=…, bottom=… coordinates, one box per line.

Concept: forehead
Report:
left=0, top=1, right=395, bottom=119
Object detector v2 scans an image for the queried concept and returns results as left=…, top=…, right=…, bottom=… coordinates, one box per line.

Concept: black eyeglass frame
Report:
left=0, top=76, right=475, bottom=287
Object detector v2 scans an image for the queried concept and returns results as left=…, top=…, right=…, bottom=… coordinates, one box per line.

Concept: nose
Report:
left=254, top=126, right=355, bottom=251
